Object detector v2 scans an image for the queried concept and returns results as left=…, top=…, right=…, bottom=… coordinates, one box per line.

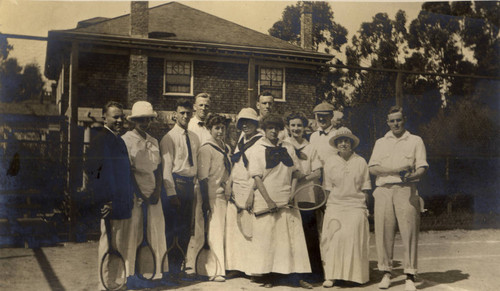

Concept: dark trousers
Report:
left=301, top=209, right=324, bottom=280
left=165, top=175, right=195, bottom=273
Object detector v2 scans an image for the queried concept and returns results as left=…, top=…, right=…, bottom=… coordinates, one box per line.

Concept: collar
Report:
left=287, top=136, right=309, bottom=149
left=104, top=125, right=118, bottom=136
left=239, top=132, right=263, bottom=143
left=203, top=137, right=228, bottom=152
left=191, top=115, right=204, bottom=126
left=172, top=123, right=189, bottom=134
left=317, top=124, right=334, bottom=135
left=385, top=130, right=410, bottom=140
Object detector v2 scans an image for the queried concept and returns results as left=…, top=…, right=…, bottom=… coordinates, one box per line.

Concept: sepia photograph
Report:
left=0, top=0, right=499, bottom=290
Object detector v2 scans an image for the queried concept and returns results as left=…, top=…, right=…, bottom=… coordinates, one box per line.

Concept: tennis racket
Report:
left=195, top=212, right=222, bottom=279
left=135, top=200, right=156, bottom=280
left=254, top=184, right=326, bottom=217
left=228, top=195, right=253, bottom=238
left=100, top=218, right=127, bottom=291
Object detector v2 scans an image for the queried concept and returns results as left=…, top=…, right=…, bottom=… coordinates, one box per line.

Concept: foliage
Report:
left=0, top=58, right=45, bottom=103
left=0, top=33, right=13, bottom=61
left=268, top=1, right=348, bottom=54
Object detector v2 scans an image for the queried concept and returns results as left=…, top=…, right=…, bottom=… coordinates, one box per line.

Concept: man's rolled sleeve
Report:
left=160, top=135, right=177, bottom=197
left=414, top=136, right=429, bottom=170
left=368, top=139, right=383, bottom=167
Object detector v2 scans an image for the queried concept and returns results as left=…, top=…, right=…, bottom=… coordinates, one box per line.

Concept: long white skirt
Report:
left=201, top=195, right=227, bottom=277
left=248, top=208, right=311, bottom=275
left=320, top=206, right=369, bottom=284
left=225, top=202, right=253, bottom=273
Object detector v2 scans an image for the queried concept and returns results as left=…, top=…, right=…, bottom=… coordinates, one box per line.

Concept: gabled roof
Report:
left=67, top=2, right=308, bottom=53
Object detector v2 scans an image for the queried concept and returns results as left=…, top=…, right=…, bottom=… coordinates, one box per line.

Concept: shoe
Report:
left=300, top=279, right=313, bottom=289
left=263, top=283, right=273, bottom=288
left=405, top=279, right=416, bottom=291
left=213, top=276, right=225, bottom=282
left=378, top=273, right=391, bottom=289
left=323, top=280, right=334, bottom=288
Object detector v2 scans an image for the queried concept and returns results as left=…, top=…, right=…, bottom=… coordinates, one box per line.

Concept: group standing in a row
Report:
left=87, top=92, right=428, bottom=291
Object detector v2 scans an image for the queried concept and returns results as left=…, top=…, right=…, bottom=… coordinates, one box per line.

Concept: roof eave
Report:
left=48, top=30, right=333, bottom=63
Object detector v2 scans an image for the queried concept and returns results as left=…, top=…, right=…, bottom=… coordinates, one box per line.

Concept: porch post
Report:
left=248, top=57, right=256, bottom=108
left=67, top=41, right=80, bottom=241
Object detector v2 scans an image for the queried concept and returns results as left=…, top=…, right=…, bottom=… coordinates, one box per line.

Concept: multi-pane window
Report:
left=259, top=67, right=285, bottom=101
left=164, top=61, right=193, bottom=95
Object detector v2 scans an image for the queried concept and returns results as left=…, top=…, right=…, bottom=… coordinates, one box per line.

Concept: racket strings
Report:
left=101, top=253, right=126, bottom=290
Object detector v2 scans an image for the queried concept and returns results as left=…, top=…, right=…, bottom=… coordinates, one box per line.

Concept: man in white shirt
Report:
left=256, top=91, right=274, bottom=120
left=160, top=98, right=200, bottom=275
left=368, top=106, right=428, bottom=291
left=188, top=93, right=212, bottom=144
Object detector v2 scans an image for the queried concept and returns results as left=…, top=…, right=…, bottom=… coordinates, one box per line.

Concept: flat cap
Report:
left=313, top=102, right=334, bottom=114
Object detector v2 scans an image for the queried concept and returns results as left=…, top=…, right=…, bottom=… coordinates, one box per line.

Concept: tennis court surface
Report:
left=1, top=229, right=499, bottom=291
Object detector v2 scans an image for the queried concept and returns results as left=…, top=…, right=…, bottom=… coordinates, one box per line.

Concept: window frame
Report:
left=163, top=60, right=194, bottom=96
left=257, top=66, right=286, bottom=102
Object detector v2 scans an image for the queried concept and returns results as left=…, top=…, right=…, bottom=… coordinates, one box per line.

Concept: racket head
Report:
left=237, top=210, right=253, bottom=238
left=100, top=251, right=126, bottom=290
left=135, top=245, right=156, bottom=280
left=166, top=237, right=187, bottom=273
left=292, top=183, right=327, bottom=211
left=195, top=246, right=220, bottom=278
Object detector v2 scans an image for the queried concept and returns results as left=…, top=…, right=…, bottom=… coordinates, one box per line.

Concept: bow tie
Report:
left=265, top=145, right=294, bottom=169
left=295, top=147, right=308, bottom=160
left=319, top=130, right=328, bottom=136
left=198, top=122, right=205, bottom=127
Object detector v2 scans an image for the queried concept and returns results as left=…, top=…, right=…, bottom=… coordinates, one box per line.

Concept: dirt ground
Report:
left=1, top=229, right=499, bottom=291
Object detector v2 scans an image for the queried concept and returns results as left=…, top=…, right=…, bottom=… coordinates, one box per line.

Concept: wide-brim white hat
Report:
left=236, top=107, right=259, bottom=129
left=329, top=127, right=360, bottom=149
left=127, top=101, right=158, bottom=121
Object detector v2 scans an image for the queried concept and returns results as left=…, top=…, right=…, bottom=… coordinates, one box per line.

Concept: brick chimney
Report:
left=128, top=1, right=149, bottom=106
left=300, top=2, right=313, bottom=51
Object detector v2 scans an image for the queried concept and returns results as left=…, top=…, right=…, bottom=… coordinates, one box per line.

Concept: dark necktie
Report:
left=207, top=143, right=231, bottom=175
left=319, top=130, right=327, bottom=136
left=231, top=135, right=262, bottom=168
left=198, top=122, right=205, bottom=127
left=265, top=145, right=294, bottom=169
left=185, top=130, right=194, bottom=166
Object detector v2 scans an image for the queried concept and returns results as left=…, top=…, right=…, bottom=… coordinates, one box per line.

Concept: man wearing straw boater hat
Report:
left=86, top=101, right=135, bottom=289
left=160, top=98, right=200, bottom=276
left=368, top=106, right=428, bottom=291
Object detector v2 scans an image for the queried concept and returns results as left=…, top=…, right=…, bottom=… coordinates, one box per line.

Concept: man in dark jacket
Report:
left=86, top=101, right=135, bottom=289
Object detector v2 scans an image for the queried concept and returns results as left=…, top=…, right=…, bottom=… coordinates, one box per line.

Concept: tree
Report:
left=0, top=58, right=23, bottom=102
left=408, top=2, right=475, bottom=105
left=269, top=1, right=347, bottom=54
left=269, top=1, right=348, bottom=105
left=0, top=59, right=45, bottom=103
left=0, top=33, right=13, bottom=61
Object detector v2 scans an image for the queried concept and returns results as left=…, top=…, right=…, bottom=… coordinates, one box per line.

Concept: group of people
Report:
left=87, top=91, right=428, bottom=291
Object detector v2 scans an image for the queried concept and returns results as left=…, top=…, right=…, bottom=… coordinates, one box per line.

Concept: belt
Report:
left=172, top=173, right=194, bottom=183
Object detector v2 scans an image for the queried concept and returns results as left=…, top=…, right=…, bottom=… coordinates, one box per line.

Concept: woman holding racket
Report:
left=196, top=113, right=232, bottom=282
left=122, top=101, right=167, bottom=282
left=225, top=108, right=262, bottom=274
left=246, top=113, right=311, bottom=288
left=321, top=127, right=371, bottom=287
left=285, top=112, right=323, bottom=284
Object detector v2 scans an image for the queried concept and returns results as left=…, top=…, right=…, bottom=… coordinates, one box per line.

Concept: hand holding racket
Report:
left=100, top=218, right=127, bottom=291
left=255, top=183, right=326, bottom=217
left=135, top=199, right=156, bottom=280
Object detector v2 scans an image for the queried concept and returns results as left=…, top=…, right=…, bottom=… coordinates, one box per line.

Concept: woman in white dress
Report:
left=121, top=101, right=167, bottom=281
left=225, top=108, right=262, bottom=274
left=321, top=127, right=371, bottom=287
left=247, top=113, right=311, bottom=288
left=197, top=114, right=232, bottom=282
left=285, top=112, right=323, bottom=283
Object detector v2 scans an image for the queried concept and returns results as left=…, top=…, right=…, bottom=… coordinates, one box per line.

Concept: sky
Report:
left=0, top=0, right=423, bottom=75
